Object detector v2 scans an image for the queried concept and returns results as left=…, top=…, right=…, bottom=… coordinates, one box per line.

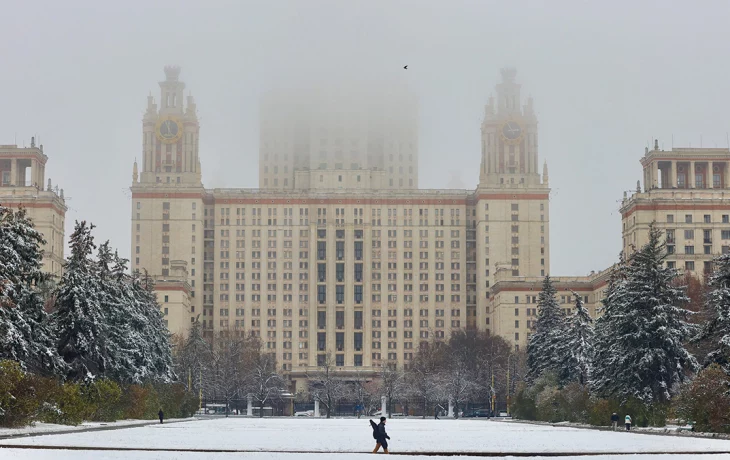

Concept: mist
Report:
left=2, top=0, right=730, bottom=276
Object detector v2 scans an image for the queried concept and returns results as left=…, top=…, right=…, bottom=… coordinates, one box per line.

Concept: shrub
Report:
left=675, top=364, right=730, bottom=433
left=0, top=360, right=39, bottom=427
left=82, top=379, right=122, bottom=422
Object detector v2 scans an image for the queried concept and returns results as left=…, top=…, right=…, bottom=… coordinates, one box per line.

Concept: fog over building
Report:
left=130, top=66, right=730, bottom=390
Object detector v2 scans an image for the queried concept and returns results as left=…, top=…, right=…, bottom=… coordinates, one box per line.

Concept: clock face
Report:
left=501, top=121, right=523, bottom=141
left=156, top=117, right=182, bottom=144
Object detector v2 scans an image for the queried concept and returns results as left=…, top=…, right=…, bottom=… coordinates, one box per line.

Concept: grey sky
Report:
left=2, top=0, right=729, bottom=276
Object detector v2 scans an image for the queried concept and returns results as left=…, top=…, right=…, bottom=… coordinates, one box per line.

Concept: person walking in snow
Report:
left=158, top=409, right=164, bottom=424
left=611, top=412, right=619, bottom=430
left=371, top=416, right=390, bottom=454
left=625, top=414, right=632, bottom=431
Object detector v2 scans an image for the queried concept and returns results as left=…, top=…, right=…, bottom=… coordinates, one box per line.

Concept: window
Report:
left=723, top=215, right=729, bottom=224
left=336, top=263, right=345, bottom=282
left=684, top=230, right=694, bottom=240
left=336, top=354, right=344, bottom=366
left=317, top=311, right=326, bottom=329
left=354, top=311, right=363, bottom=329
left=722, top=230, right=730, bottom=240
left=685, top=214, right=693, bottom=223
left=317, top=285, right=326, bottom=304
left=704, top=215, right=711, bottom=224
left=685, top=261, right=695, bottom=271
left=685, top=246, right=694, bottom=255
left=666, top=214, right=674, bottom=223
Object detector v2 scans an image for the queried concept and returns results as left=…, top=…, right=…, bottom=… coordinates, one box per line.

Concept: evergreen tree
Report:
left=129, top=269, right=174, bottom=383
left=558, top=290, right=594, bottom=386
left=53, top=221, right=107, bottom=381
left=0, top=206, right=65, bottom=375
left=526, top=275, right=567, bottom=383
left=695, top=253, right=730, bottom=373
left=591, top=224, right=698, bottom=404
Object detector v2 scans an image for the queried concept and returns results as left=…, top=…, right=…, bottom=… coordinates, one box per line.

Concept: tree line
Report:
left=519, top=224, right=730, bottom=432
left=0, top=206, right=194, bottom=427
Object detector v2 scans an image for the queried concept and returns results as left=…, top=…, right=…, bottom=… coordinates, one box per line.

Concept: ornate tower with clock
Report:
left=479, top=68, right=543, bottom=187
left=474, top=68, right=550, bottom=338
left=137, top=66, right=202, bottom=186
left=131, top=67, right=204, bottom=337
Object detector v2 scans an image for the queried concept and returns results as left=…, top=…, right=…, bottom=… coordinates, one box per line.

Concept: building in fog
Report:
left=620, top=141, right=730, bottom=279
left=0, top=141, right=66, bottom=278
left=259, top=84, right=419, bottom=190
left=131, top=66, right=551, bottom=389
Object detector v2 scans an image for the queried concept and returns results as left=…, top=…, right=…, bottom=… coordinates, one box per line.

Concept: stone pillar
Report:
left=671, top=160, right=677, bottom=188
left=690, top=161, right=696, bottom=188
left=725, top=162, right=730, bottom=189
left=709, top=162, right=714, bottom=189
left=247, top=395, right=253, bottom=416
left=314, top=399, right=320, bottom=417
left=9, top=159, right=16, bottom=186
left=381, top=395, right=387, bottom=416
left=448, top=399, right=454, bottom=418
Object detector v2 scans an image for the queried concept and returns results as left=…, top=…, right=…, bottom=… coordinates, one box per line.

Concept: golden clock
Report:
left=500, top=120, right=524, bottom=145
left=155, top=117, right=183, bottom=144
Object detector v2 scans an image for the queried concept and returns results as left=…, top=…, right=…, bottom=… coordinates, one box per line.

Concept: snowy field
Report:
left=2, top=417, right=730, bottom=459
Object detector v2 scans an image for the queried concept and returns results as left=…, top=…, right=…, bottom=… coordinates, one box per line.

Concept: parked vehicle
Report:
left=294, top=410, right=314, bottom=417
left=463, top=409, right=492, bottom=418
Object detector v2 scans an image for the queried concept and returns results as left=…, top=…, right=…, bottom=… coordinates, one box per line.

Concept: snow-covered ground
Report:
left=0, top=418, right=193, bottom=438
left=2, top=417, right=730, bottom=459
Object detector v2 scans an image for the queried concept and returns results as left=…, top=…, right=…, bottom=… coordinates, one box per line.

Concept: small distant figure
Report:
left=403, top=65, right=408, bottom=70
left=158, top=408, right=164, bottom=424
left=611, top=412, right=619, bottom=431
left=371, top=416, right=390, bottom=454
left=625, top=414, right=632, bottom=431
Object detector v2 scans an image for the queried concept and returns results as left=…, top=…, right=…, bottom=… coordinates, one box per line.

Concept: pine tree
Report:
left=695, top=252, right=730, bottom=373
left=526, top=275, right=567, bottom=383
left=0, top=206, right=65, bottom=375
left=53, top=221, right=107, bottom=381
left=129, top=269, right=174, bottom=383
left=558, top=291, right=594, bottom=386
left=591, top=224, right=698, bottom=404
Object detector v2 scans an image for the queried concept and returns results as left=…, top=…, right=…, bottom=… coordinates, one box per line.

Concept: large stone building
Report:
left=620, top=141, right=730, bottom=279
left=0, top=140, right=66, bottom=277
left=131, top=67, right=549, bottom=388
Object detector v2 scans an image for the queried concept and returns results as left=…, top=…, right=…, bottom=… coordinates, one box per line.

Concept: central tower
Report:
left=479, top=68, right=542, bottom=188
left=137, top=65, right=202, bottom=186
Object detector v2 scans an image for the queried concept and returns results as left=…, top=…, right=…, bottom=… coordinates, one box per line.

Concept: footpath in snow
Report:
left=0, top=418, right=195, bottom=439
left=2, top=417, right=730, bottom=457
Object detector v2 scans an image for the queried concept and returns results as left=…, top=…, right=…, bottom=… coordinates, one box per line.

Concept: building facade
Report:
left=0, top=140, right=66, bottom=278
left=131, top=67, right=549, bottom=389
left=620, top=141, right=730, bottom=279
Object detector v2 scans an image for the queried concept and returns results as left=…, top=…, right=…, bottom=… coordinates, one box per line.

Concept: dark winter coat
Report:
left=377, top=422, right=389, bottom=442
left=610, top=413, right=619, bottom=422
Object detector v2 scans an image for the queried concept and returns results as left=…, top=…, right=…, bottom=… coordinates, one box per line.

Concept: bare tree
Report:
left=172, top=318, right=213, bottom=403
left=246, top=350, right=286, bottom=417
left=349, top=369, right=377, bottom=417
left=208, top=331, right=254, bottom=415
left=307, top=352, right=349, bottom=418
left=407, top=342, right=448, bottom=418
left=378, top=362, right=406, bottom=417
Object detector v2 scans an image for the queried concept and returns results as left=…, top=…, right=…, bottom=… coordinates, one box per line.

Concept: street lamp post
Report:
left=506, top=354, right=512, bottom=415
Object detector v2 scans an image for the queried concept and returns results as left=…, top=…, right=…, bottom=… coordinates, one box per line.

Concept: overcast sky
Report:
left=2, top=0, right=730, bottom=276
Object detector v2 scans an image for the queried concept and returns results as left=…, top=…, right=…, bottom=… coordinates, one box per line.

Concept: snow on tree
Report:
left=378, top=361, right=406, bottom=417
left=173, top=317, right=212, bottom=396
left=306, top=352, right=349, bottom=418
left=246, top=350, right=286, bottom=418
left=53, top=221, right=108, bottom=381
left=0, top=206, right=65, bottom=375
left=557, top=290, right=594, bottom=386
left=407, top=342, right=448, bottom=418
left=695, top=252, right=730, bottom=374
left=591, top=224, right=698, bottom=404
left=127, top=269, right=174, bottom=383
left=526, top=275, right=567, bottom=383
